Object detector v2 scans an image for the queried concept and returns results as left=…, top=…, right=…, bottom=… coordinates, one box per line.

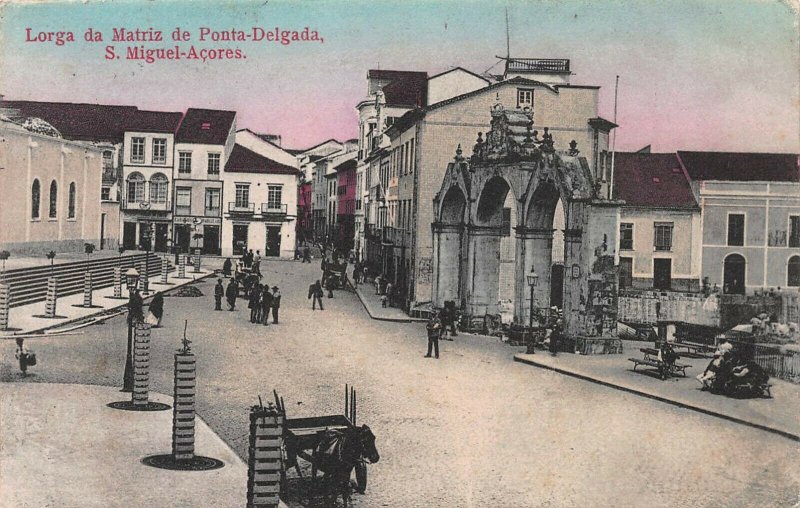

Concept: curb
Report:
left=6, top=272, right=215, bottom=336
left=513, top=354, right=799, bottom=442
left=353, top=287, right=426, bottom=323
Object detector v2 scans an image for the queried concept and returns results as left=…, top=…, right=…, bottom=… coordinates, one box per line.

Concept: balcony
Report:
left=260, top=203, right=288, bottom=215
left=506, top=58, right=570, bottom=73
left=228, top=202, right=255, bottom=214
left=122, top=198, right=171, bottom=212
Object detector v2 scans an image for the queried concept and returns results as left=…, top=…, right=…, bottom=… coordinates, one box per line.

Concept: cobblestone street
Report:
left=2, top=259, right=798, bottom=507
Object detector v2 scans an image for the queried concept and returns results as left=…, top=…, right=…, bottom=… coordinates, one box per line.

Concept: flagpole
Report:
left=609, top=75, right=619, bottom=200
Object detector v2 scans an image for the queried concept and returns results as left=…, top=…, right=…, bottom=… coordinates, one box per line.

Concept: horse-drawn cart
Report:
left=276, top=386, right=378, bottom=507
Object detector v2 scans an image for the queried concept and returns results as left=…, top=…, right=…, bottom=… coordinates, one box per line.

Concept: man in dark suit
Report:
left=425, top=314, right=442, bottom=359
left=271, top=286, right=281, bottom=324
left=248, top=283, right=262, bottom=323
left=225, top=279, right=238, bottom=311
left=308, top=280, right=324, bottom=310
left=214, top=278, right=224, bottom=310
left=260, top=285, right=273, bottom=326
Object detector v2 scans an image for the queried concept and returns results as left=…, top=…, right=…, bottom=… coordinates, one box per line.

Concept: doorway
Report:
left=155, top=223, right=168, bottom=252
left=123, top=222, right=137, bottom=250
left=654, top=259, right=672, bottom=290
left=233, top=224, right=248, bottom=255
left=203, top=225, right=220, bottom=255
left=266, top=226, right=281, bottom=257
left=723, top=254, right=746, bottom=294
left=550, top=263, right=564, bottom=308
left=100, top=213, right=106, bottom=250
left=174, top=225, right=191, bottom=254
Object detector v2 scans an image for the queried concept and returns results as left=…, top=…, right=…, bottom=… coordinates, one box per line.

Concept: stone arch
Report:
left=432, top=185, right=467, bottom=307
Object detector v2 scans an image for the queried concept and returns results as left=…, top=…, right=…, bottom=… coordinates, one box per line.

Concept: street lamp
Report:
left=122, top=267, right=140, bottom=392
left=527, top=267, right=539, bottom=354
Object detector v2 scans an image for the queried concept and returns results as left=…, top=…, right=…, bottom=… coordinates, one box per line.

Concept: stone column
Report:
left=465, top=225, right=503, bottom=317
left=83, top=272, right=93, bottom=307
left=193, top=254, right=201, bottom=273
left=44, top=277, right=58, bottom=318
left=113, top=267, right=123, bottom=298
left=178, top=254, right=186, bottom=278
left=246, top=405, right=284, bottom=508
left=132, top=322, right=152, bottom=408
left=432, top=223, right=463, bottom=308
left=161, top=258, right=169, bottom=284
left=0, top=283, right=9, bottom=331
left=172, top=351, right=196, bottom=461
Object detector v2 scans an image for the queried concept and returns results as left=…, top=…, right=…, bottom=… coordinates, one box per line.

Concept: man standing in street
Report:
left=252, top=250, right=262, bottom=278
left=260, top=284, right=273, bottom=326
left=425, top=314, right=442, bottom=359
left=271, top=286, right=281, bottom=324
left=214, top=278, right=224, bottom=310
left=248, top=283, right=262, bottom=323
left=302, top=245, right=311, bottom=263
left=308, top=280, right=324, bottom=310
left=226, top=278, right=238, bottom=311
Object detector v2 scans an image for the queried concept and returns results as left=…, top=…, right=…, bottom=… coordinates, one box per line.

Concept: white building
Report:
left=221, top=137, right=301, bottom=259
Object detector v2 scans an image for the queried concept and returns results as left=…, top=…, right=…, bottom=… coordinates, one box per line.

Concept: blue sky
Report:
left=1, top=0, right=797, bottom=152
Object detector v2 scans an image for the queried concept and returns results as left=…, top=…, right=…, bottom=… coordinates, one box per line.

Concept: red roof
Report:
left=126, top=109, right=183, bottom=133
left=1, top=100, right=137, bottom=142
left=613, top=152, right=698, bottom=209
left=368, top=70, right=428, bottom=107
left=176, top=108, right=236, bottom=145
left=225, top=144, right=301, bottom=175
left=677, top=151, right=799, bottom=182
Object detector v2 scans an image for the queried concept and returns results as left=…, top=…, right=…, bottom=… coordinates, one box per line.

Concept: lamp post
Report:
left=122, top=267, right=140, bottom=392
left=527, top=267, right=539, bottom=354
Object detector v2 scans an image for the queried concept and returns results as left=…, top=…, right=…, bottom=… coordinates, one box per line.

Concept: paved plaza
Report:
left=1, top=259, right=799, bottom=507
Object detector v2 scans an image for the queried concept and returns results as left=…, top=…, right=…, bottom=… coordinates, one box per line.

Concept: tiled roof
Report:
left=677, top=151, right=799, bottom=182
left=224, top=144, right=301, bottom=175
left=1, top=100, right=137, bottom=142
left=613, top=152, right=699, bottom=209
left=176, top=108, right=236, bottom=145
left=126, top=109, right=183, bottom=133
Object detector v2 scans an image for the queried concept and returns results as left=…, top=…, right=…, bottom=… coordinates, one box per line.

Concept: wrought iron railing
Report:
left=228, top=202, right=255, bottom=213
left=727, top=338, right=800, bottom=383
left=261, top=203, right=288, bottom=214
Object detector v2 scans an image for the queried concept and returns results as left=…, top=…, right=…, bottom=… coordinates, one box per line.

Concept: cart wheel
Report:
left=354, top=461, right=367, bottom=493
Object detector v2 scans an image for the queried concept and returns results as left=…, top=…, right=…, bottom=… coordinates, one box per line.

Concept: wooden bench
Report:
left=628, top=348, right=691, bottom=379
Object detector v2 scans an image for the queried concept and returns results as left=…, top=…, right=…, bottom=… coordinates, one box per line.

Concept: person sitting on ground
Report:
left=222, top=257, right=232, bottom=277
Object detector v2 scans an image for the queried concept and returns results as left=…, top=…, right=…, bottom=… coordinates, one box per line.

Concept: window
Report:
left=654, top=222, right=673, bottom=251
left=31, top=179, right=40, bottom=219
left=175, top=187, right=192, bottom=212
left=409, top=138, right=415, bottom=174
left=101, top=187, right=111, bottom=201
left=727, top=214, right=745, bottom=246
left=619, top=257, right=633, bottom=288
left=149, top=173, right=168, bottom=203
left=178, top=152, right=192, bottom=173
left=126, top=172, right=145, bottom=202
left=131, top=137, right=145, bottom=163
left=620, top=223, right=633, bottom=250
left=205, top=188, right=221, bottom=214
left=102, top=150, right=113, bottom=171
left=49, top=180, right=58, bottom=218
left=517, top=89, right=533, bottom=109
left=501, top=207, right=511, bottom=236
left=235, top=184, right=250, bottom=207
left=790, top=216, right=800, bottom=248
left=207, top=153, right=221, bottom=175
left=68, top=182, right=76, bottom=218
left=152, top=138, right=167, bottom=164
left=789, top=256, right=800, bottom=287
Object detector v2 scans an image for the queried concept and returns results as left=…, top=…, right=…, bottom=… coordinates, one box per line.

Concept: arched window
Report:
left=126, top=172, right=145, bottom=203
left=68, top=182, right=77, bottom=218
left=49, top=180, right=58, bottom=218
left=31, top=179, right=40, bottom=219
left=789, top=256, right=800, bottom=287
left=149, top=173, right=168, bottom=203
left=723, top=253, right=746, bottom=295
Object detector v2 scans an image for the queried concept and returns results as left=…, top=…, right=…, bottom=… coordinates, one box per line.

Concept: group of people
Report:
left=215, top=277, right=281, bottom=324
left=696, top=341, right=770, bottom=398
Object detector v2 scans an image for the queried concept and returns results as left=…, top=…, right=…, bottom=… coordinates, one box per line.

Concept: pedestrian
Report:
left=326, top=275, right=335, bottom=298
left=374, top=274, right=382, bottom=295
left=214, top=278, right=224, bottom=310
left=321, top=257, right=327, bottom=273
left=271, top=286, right=281, bottom=324
left=245, top=249, right=254, bottom=268
left=260, top=284, right=273, bottom=325
left=226, top=278, right=238, bottom=311
left=253, top=250, right=262, bottom=278
left=128, top=288, right=145, bottom=324
left=549, top=319, right=562, bottom=355
left=424, top=314, right=442, bottom=359
left=385, top=282, right=393, bottom=307
left=146, top=292, right=164, bottom=327
left=353, top=264, right=360, bottom=286
left=309, top=280, right=324, bottom=310
left=15, top=338, right=33, bottom=377
left=443, top=301, right=458, bottom=338
left=249, top=283, right=262, bottom=323
left=222, top=258, right=232, bottom=277
left=302, top=246, right=311, bottom=263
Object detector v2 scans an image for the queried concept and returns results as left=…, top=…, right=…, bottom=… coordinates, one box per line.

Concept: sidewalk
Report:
left=1, top=249, right=145, bottom=271
left=0, top=382, right=288, bottom=507
left=353, top=284, right=426, bottom=323
left=514, top=341, right=799, bottom=441
left=1, top=267, right=215, bottom=335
